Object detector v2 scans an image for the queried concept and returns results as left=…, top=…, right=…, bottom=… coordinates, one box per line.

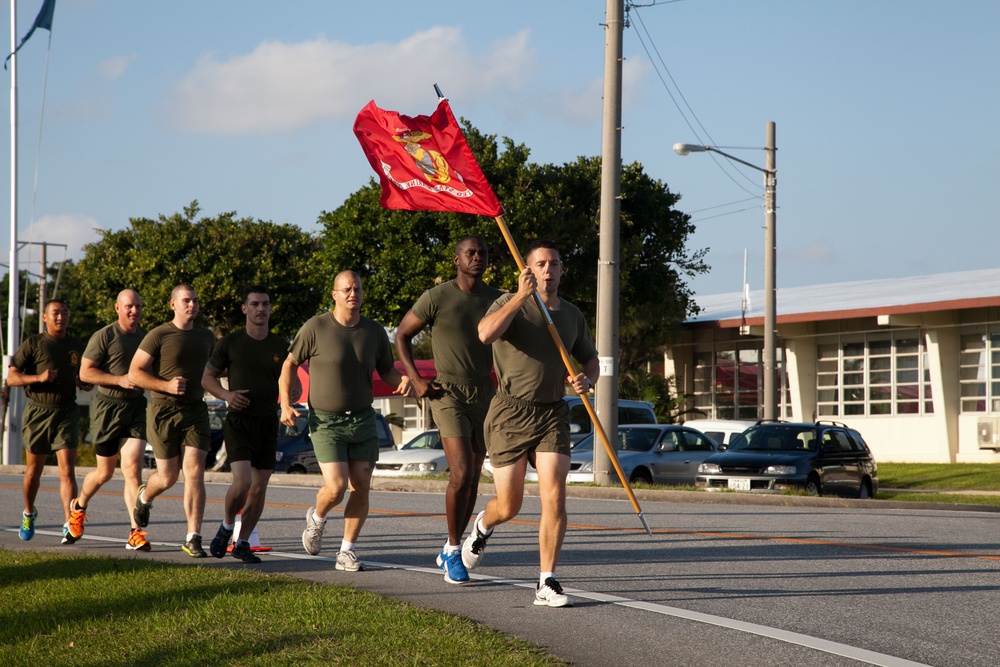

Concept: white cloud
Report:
left=5, top=215, right=103, bottom=263
left=99, top=54, right=137, bottom=81
left=165, top=27, right=535, bottom=135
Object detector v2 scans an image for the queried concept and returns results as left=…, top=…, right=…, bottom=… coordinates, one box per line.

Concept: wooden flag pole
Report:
left=493, top=214, right=651, bottom=535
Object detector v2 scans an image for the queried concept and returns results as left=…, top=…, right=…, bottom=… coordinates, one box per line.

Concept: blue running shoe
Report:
left=438, top=549, right=469, bottom=585
left=19, top=510, right=37, bottom=541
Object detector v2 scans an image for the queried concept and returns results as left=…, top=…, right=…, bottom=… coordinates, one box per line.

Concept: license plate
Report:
left=728, top=478, right=751, bottom=491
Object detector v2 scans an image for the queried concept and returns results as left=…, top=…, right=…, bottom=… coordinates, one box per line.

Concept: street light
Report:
left=673, top=121, right=778, bottom=421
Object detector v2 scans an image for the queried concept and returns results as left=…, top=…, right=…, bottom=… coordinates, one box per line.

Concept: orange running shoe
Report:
left=67, top=498, right=87, bottom=539
left=126, top=528, right=151, bottom=552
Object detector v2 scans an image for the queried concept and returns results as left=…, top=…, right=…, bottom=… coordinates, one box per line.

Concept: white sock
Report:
left=312, top=511, right=326, bottom=523
left=540, top=572, right=555, bottom=587
left=222, top=520, right=235, bottom=531
left=341, top=540, right=356, bottom=553
left=444, top=543, right=460, bottom=555
left=476, top=517, right=493, bottom=536
left=186, top=532, right=200, bottom=542
left=139, top=490, right=149, bottom=505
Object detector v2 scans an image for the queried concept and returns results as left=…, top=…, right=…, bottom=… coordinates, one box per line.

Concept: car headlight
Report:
left=275, top=451, right=284, bottom=461
left=698, top=462, right=721, bottom=474
left=765, top=465, right=796, bottom=475
left=402, top=462, right=437, bottom=472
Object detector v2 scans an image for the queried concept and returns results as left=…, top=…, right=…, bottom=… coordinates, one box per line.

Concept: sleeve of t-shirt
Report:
left=206, top=335, right=230, bottom=373
left=411, top=289, right=435, bottom=326
left=10, top=338, right=35, bottom=372
left=571, top=309, right=598, bottom=364
left=82, top=327, right=108, bottom=364
left=287, top=319, right=315, bottom=364
left=374, top=326, right=395, bottom=377
left=137, top=328, right=161, bottom=357
left=486, top=293, right=518, bottom=341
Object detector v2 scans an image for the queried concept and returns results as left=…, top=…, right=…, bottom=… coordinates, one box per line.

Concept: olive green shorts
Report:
left=22, top=401, right=79, bottom=455
left=428, top=376, right=494, bottom=457
left=147, top=399, right=211, bottom=459
left=309, top=407, right=379, bottom=464
left=90, top=393, right=147, bottom=456
left=225, top=411, right=278, bottom=470
left=484, top=393, right=570, bottom=468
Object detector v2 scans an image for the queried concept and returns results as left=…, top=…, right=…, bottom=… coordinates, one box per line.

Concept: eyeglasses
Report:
left=335, top=286, right=362, bottom=294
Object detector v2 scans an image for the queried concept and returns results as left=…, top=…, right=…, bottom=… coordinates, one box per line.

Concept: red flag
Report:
left=353, top=99, right=504, bottom=217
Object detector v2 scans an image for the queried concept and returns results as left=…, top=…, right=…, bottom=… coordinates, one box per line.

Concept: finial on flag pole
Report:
left=433, top=83, right=445, bottom=100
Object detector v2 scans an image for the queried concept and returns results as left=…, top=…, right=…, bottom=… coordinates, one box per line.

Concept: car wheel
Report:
left=629, top=468, right=653, bottom=485
left=805, top=475, right=821, bottom=496
left=858, top=479, right=873, bottom=499
left=288, top=465, right=306, bottom=474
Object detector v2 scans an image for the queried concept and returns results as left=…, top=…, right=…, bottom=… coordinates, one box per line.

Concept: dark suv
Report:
left=694, top=421, right=878, bottom=498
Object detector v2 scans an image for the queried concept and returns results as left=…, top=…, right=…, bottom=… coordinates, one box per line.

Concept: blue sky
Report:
left=1, top=0, right=997, bottom=300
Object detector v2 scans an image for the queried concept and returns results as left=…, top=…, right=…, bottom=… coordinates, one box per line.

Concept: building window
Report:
left=960, top=330, right=1000, bottom=413
left=692, top=345, right=787, bottom=420
left=816, top=331, right=933, bottom=417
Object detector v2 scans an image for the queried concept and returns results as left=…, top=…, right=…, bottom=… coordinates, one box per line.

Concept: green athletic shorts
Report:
left=147, top=399, right=211, bottom=459
left=484, top=393, right=570, bottom=468
left=225, top=411, right=278, bottom=470
left=22, top=401, right=79, bottom=455
left=428, top=375, right=493, bottom=456
left=90, top=393, right=147, bottom=456
left=308, top=406, right=379, bottom=464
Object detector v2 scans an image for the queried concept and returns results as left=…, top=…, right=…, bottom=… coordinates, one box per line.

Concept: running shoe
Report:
left=461, top=510, right=491, bottom=570
left=437, top=549, right=470, bottom=585
left=209, top=523, right=234, bottom=559
left=232, top=540, right=262, bottom=564
left=67, top=498, right=87, bottom=539
left=61, top=523, right=79, bottom=545
left=302, top=507, right=326, bottom=555
left=126, top=528, right=152, bottom=552
left=182, top=535, right=207, bottom=558
left=534, top=577, right=572, bottom=608
left=19, top=510, right=37, bottom=541
left=335, top=550, right=363, bottom=572
left=133, top=484, right=153, bottom=528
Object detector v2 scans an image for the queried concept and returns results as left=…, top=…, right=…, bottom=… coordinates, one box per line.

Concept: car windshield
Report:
left=619, top=428, right=660, bottom=452
left=727, top=425, right=818, bottom=452
left=571, top=435, right=594, bottom=452
left=403, top=432, right=441, bottom=450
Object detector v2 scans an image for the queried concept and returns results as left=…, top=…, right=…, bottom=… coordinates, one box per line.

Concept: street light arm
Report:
left=673, top=142, right=774, bottom=175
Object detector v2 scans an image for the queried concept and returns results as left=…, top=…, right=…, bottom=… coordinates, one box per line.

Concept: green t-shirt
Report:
left=83, top=322, right=147, bottom=400
left=207, top=329, right=289, bottom=418
left=488, top=293, right=598, bottom=404
left=11, top=332, right=84, bottom=406
left=288, top=313, right=394, bottom=414
left=412, top=280, right=502, bottom=380
left=137, top=323, right=216, bottom=404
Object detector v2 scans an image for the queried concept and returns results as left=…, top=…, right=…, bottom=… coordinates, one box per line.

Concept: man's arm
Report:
left=567, top=357, right=601, bottom=395
left=378, top=366, right=413, bottom=398
left=80, top=357, right=136, bottom=391
left=394, top=309, right=437, bottom=398
left=5, top=365, right=55, bottom=387
left=128, top=348, right=185, bottom=396
left=478, top=268, right=536, bottom=344
left=278, top=356, right=303, bottom=426
left=202, top=364, right=249, bottom=411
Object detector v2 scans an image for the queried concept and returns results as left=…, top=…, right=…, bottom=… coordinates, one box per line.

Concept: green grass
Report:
left=0, top=550, right=566, bottom=667
left=876, top=462, right=1000, bottom=491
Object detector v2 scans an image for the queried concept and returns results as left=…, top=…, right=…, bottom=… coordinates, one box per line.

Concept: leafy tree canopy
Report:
left=317, top=122, right=707, bottom=367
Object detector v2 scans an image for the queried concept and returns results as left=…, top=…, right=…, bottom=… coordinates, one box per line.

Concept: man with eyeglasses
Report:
left=279, top=270, right=412, bottom=572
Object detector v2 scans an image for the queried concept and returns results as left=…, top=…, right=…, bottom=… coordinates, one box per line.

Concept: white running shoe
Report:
left=534, top=577, right=572, bottom=608
left=302, top=508, right=326, bottom=555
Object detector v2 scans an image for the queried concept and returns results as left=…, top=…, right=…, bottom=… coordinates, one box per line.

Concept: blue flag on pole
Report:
left=5, top=0, right=57, bottom=69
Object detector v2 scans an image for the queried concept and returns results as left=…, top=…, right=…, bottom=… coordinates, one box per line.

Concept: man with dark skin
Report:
left=395, top=236, right=501, bottom=584
left=70, top=289, right=150, bottom=550
left=8, top=299, right=92, bottom=543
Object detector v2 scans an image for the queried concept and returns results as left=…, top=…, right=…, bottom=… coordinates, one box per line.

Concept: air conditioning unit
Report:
left=978, top=418, right=1000, bottom=450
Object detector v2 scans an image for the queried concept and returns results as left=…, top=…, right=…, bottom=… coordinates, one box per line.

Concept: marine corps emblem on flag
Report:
left=353, top=99, right=504, bottom=217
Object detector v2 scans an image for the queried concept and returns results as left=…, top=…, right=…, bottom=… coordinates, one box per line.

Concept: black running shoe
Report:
left=133, top=484, right=153, bottom=528
left=209, top=523, right=234, bottom=558
left=232, top=540, right=262, bottom=564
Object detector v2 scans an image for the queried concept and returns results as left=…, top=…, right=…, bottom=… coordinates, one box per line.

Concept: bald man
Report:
left=69, top=290, right=151, bottom=550
left=279, top=270, right=411, bottom=572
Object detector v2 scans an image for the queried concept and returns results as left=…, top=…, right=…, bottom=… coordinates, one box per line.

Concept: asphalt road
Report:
left=3, top=469, right=1000, bottom=666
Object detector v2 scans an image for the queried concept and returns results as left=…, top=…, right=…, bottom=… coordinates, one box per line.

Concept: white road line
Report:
left=5, top=528, right=930, bottom=667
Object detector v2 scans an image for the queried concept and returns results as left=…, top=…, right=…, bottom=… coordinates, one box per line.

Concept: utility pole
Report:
left=594, top=0, right=624, bottom=484
left=38, top=243, right=46, bottom=332
left=4, top=0, right=22, bottom=466
left=763, top=121, right=777, bottom=420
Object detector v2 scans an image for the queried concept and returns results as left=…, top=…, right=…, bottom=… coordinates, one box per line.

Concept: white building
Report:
left=668, top=268, right=1000, bottom=463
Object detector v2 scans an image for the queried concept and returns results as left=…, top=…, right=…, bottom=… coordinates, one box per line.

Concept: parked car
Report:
left=682, top=419, right=755, bottom=450
left=373, top=430, right=444, bottom=477
left=274, top=406, right=395, bottom=474
left=564, top=396, right=657, bottom=443
left=525, top=424, right=718, bottom=485
left=695, top=421, right=878, bottom=498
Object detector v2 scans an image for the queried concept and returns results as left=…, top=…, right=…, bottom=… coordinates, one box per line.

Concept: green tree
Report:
left=70, top=202, right=323, bottom=337
left=316, top=123, right=707, bottom=366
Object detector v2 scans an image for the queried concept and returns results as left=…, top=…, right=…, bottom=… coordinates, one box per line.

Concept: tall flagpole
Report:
left=4, top=0, right=23, bottom=465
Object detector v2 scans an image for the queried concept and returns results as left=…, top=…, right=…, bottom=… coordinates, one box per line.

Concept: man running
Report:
left=8, top=299, right=91, bottom=544
left=128, top=284, right=216, bottom=557
left=464, top=240, right=598, bottom=607
left=203, top=285, right=292, bottom=563
left=69, top=289, right=150, bottom=550
left=395, top=236, right=501, bottom=584
left=279, top=270, right=411, bottom=572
